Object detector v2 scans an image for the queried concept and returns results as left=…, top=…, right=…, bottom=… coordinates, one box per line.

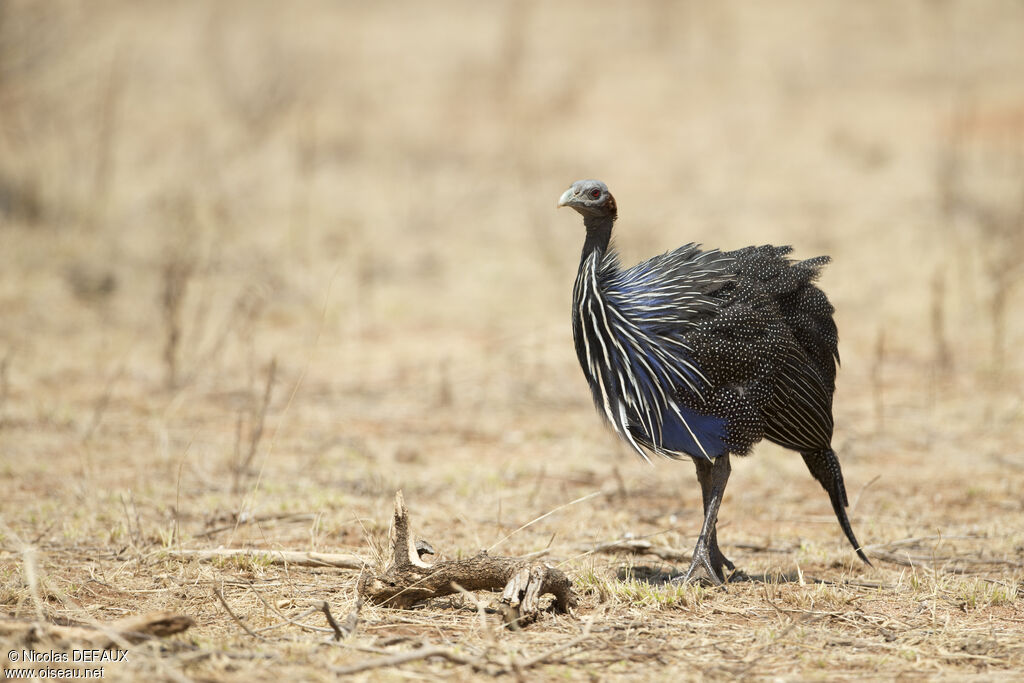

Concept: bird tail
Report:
left=800, top=448, right=871, bottom=566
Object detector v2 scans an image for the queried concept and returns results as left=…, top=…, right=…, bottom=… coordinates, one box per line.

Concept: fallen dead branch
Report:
left=169, top=548, right=364, bottom=569
left=0, top=611, right=193, bottom=649
left=357, top=491, right=577, bottom=627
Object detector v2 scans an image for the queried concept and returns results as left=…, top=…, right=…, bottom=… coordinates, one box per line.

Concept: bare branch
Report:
left=170, top=548, right=364, bottom=569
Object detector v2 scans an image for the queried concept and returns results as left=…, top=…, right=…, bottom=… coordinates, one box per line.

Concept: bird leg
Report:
left=680, top=454, right=733, bottom=585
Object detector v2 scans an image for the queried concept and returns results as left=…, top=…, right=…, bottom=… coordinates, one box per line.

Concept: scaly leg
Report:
left=680, top=454, right=733, bottom=585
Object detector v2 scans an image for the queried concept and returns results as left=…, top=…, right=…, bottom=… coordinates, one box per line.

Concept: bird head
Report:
left=557, top=179, right=617, bottom=220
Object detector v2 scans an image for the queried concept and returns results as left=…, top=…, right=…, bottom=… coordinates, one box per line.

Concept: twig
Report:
left=247, top=585, right=333, bottom=635
left=517, top=629, right=592, bottom=669
left=253, top=606, right=325, bottom=635
left=331, top=645, right=484, bottom=675
left=214, top=586, right=264, bottom=641
left=322, top=599, right=361, bottom=640
left=321, top=601, right=345, bottom=640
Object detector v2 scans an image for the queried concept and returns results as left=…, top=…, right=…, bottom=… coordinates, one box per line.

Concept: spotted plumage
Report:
left=558, top=179, right=870, bottom=584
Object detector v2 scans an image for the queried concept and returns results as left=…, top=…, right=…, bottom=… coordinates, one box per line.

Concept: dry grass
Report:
left=1, top=0, right=1023, bottom=680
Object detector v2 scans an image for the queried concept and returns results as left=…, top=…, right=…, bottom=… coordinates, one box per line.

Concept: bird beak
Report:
left=557, top=188, right=575, bottom=208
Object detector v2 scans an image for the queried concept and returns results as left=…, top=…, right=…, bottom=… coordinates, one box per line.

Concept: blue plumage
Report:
left=648, top=403, right=729, bottom=459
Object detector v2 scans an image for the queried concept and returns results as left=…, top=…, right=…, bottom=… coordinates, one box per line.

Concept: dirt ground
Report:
left=1, top=1, right=1023, bottom=680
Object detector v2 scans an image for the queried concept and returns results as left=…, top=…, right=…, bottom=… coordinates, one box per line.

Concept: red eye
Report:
left=590, top=188, right=601, bottom=199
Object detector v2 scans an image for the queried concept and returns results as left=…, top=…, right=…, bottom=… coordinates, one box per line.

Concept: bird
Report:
left=557, top=179, right=870, bottom=584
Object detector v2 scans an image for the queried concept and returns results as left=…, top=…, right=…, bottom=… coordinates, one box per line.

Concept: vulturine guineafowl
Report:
left=558, top=179, right=870, bottom=584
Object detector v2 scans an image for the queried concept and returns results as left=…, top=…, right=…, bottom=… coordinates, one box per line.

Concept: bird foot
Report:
left=672, top=542, right=732, bottom=587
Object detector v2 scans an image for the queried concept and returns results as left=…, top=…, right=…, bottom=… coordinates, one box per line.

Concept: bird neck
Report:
left=581, top=215, right=614, bottom=261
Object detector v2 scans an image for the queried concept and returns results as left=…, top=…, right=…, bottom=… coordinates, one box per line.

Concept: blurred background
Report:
left=1, top=0, right=1022, bottom=554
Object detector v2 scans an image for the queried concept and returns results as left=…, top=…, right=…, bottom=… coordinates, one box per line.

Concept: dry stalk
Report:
left=436, top=357, right=452, bottom=407
left=119, top=491, right=143, bottom=549
left=937, top=102, right=1024, bottom=380
left=232, top=357, right=277, bottom=492
left=930, top=269, right=952, bottom=372
left=871, top=328, right=886, bottom=434
left=204, top=7, right=297, bottom=141
left=161, top=256, right=195, bottom=390
left=185, top=287, right=266, bottom=387
left=85, top=46, right=122, bottom=231
left=974, top=203, right=1023, bottom=375
left=0, top=347, right=11, bottom=418
left=81, top=360, right=126, bottom=443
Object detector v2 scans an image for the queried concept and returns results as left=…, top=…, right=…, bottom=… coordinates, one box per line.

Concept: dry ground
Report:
left=1, top=1, right=1023, bottom=680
